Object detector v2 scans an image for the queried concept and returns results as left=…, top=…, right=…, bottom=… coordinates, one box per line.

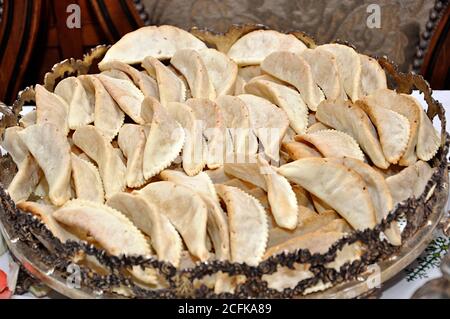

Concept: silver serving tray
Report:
left=0, top=25, right=449, bottom=299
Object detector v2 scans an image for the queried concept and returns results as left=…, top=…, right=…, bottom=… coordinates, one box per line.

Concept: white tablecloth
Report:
left=1, top=91, right=449, bottom=299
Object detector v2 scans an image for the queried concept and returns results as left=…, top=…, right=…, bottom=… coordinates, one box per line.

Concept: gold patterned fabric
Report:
left=142, top=0, right=433, bottom=71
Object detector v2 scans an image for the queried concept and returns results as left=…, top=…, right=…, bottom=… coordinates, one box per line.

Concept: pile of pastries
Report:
left=0, top=25, right=441, bottom=293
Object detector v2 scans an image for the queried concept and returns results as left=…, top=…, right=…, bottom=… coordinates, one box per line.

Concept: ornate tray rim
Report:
left=0, top=173, right=448, bottom=299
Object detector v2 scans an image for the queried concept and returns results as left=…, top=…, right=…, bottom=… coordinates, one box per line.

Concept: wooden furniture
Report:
left=0, top=0, right=43, bottom=104
left=417, top=1, right=450, bottom=89
left=0, top=0, right=449, bottom=104
left=0, top=0, right=144, bottom=104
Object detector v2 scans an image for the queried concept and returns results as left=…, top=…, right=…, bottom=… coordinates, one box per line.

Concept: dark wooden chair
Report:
left=0, top=0, right=449, bottom=104
left=0, top=0, right=43, bottom=104
left=0, top=0, right=146, bottom=104
left=413, top=0, right=450, bottom=89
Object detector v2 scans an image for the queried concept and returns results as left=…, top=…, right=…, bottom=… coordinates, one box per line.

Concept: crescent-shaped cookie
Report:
left=244, top=79, right=309, bottom=134
left=359, top=54, right=387, bottom=97
left=54, top=77, right=95, bottom=129
left=227, top=30, right=306, bottom=66
left=316, top=99, right=389, bottom=169
left=386, top=160, right=435, bottom=206
left=71, top=153, right=104, bottom=203
left=142, top=56, right=187, bottom=107
left=223, top=160, right=267, bottom=191
left=261, top=52, right=324, bottom=111
left=2, top=127, right=29, bottom=167
left=18, top=201, right=78, bottom=242
left=118, top=124, right=147, bottom=188
left=141, top=97, right=185, bottom=179
left=79, top=75, right=125, bottom=141
left=7, top=155, right=41, bottom=204
left=197, top=48, right=238, bottom=96
left=362, top=89, right=439, bottom=162
left=278, top=158, right=377, bottom=230
left=417, top=109, right=441, bottom=161
left=53, top=199, right=157, bottom=284
left=166, top=102, right=206, bottom=176
left=97, top=74, right=145, bottom=124
left=215, top=95, right=258, bottom=161
left=107, top=192, right=182, bottom=267
left=35, top=85, right=69, bottom=136
left=300, top=48, right=346, bottom=100
left=2, top=128, right=44, bottom=203
left=357, top=101, right=410, bottom=164
left=329, top=157, right=400, bottom=246
left=257, top=155, right=298, bottom=230
left=295, top=129, right=365, bottom=161
left=18, top=123, right=71, bottom=206
left=282, top=141, right=322, bottom=160
left=171, top=49, right=216, bottom=100
left=99, top=25, right=207, bottom=66
left=186, top=98, right=231, bottom=169
left=317, top=44, right=362, bottom=101
left=215, top=184, right=268, bottom=266
left=99, top=61, right=159, bottom=99
left=137, top=181, right=210, bottom=261
left=160, top=170, right=230, bottom=260
left=237, top=94, right=289, bottom=162
left=72, top=125, right=126, bottom=199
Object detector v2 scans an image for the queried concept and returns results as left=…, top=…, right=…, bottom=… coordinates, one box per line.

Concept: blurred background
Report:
left=0, top=0, right=448, bottom=104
